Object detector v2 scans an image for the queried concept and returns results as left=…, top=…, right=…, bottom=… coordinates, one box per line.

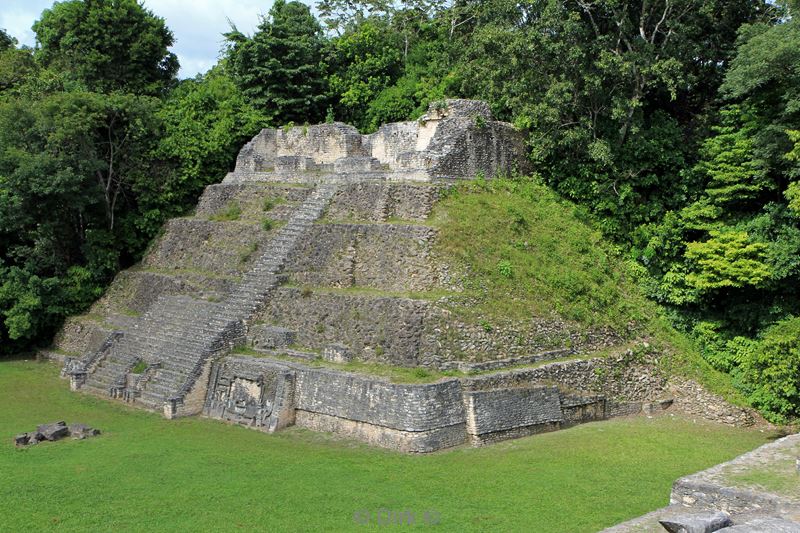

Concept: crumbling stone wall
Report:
left=195, top=183, right=310, bottom=219
left=284, top=224, right=443, bottom=292
left=144, top=218, right=274, bottom=276
left=51, top=317, right=113, bottom=359
left=204, top=357, right=296, bottom=432
left=224, top=99, right=530, bottom=183
left=324, top=182, right=444, bottom=222
left=258, top=288, right=436, bottom=366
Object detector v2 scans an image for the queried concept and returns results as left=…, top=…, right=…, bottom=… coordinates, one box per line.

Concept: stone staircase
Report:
left=68, top=183, right=338, bottom=415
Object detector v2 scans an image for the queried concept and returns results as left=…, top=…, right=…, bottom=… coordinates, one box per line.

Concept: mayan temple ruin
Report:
left=52, top=99, right=749, bottom=453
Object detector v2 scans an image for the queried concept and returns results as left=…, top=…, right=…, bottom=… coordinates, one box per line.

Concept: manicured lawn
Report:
left=0, top=360, right=770, bottom=532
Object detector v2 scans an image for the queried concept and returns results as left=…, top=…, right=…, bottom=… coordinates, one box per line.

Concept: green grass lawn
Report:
left=0, top=360, right=770, bottom=532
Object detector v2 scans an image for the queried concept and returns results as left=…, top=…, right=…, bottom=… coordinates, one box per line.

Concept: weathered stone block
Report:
left=294, top=411, right=467, bottom=453
left=68, top=423, right=101, bottom=440
left=259, top=288, right=435, bottom=366
left=560, top=394, right=606, bottom=424
left=295, top=368, right=466, bottom=432
left=204, top=357, right=296, bottom=433
left=322, top=344, right=352, bottom=363
left=324, top=182, right=443, bottom=223
left=284, top=223, right=442, bottom=292
left=659, top=511, right=732, bottom=533
left=37, top=421, right=69, bottom=441
left=718, top=517, right=800, bottom=532
left=333, top=156, right=382, bottom=173
left=249, top=325, right=296, bottom=350
left=275, top=155, right=318, bottom=173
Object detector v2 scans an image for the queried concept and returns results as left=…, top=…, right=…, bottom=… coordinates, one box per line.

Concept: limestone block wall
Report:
left=257, top=288, right=438, bottom=367
left=51, top=317, right=114, bottom=358
left=88, top=271, right=233, bottom=319
left=461, top=353, right=669, bottom=401
left=284, top=224, right=442, bottom=292
left=143, top=219, right=274, bottom=276
left=365, top=122, right=420, bottom=165
left=203, top=356, right=469, bottom=452
left=428, top=120, right=529, bottom=179
left=195, top=183, right=311, bottom=220
left=560, top=394, right=606, bottom=424
left=324, top=182, right=444, bottom=222
left=234, top=129, right=277, bottom=173
left=295, top=369, right=466, bottom=432
left=276, top=123, right=368, bottom=164
left=464, top=386, right=566, bottom=446
left=432, top=317, right=621, bottom=364
left=225, top=99, right=530, bottom=183
left=254, top=290, right=621, bottom=368
left=204, top=357, right=296, bottom=432
left=203, top=353, right=676, bottom=452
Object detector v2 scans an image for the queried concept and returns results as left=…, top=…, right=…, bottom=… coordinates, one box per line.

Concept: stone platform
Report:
left=202, top=353, right=678, bottom=452
left=605, top=433, right=800, bottom=532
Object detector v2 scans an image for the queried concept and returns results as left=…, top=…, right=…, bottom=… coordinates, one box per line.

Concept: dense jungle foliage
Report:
left=0, top=0, right=798, bottom=422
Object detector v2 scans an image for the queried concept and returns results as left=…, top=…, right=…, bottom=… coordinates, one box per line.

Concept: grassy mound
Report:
left=431, top=177, right=746, bottom=401
left=0, top=361, right=770, bottom=532
left=431, top=177, right=651, bottom=331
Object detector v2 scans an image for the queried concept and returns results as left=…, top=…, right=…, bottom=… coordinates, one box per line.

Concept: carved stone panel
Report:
left=204, top=358, right=296, bottom=432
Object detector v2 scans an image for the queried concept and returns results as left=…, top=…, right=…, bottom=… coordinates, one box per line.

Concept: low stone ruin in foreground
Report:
left=605, top=433, right=800, bottom=532
left=15, top=421, right=100, bottom=447
left=48, top=99, right=754, bottom=453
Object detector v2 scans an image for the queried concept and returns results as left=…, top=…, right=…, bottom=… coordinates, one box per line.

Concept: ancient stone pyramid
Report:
left=53, top=100, right=677, bottom=452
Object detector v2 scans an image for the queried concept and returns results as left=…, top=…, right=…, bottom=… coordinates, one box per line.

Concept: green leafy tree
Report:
left=452, top=0, right=769, bottom=239
left=738, top=316, right=800, bottom=422
left=33, top=0, right=178, bottom=95
left=786, top=130, right=800, bottom=213
left=0, top=91, right=162, bottom=349
left=0, top=47, right=37, bottom=95
left=328, top=18, right=404, bottom=130
left=694, top=107, right=771, bottom=207
left=0, top=29, right=16, bottom=51
left=684, top=230, right=771, bottom=292
left=143, top=68, right=267, bottom=235
left=226, top=0, right=327, bottom=124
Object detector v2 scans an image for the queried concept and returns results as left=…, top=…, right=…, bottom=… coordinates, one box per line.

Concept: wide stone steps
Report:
left=113, top=332, right=212, bottom=356
left=122, top=333, right=210, bottom=353
left=137, top=390, right=167, bottom=409
left=81, top=383, right=115, bottom=397
left=141, top=380, right=176, bottom=396
left=73, top=183, right=338, bottom=411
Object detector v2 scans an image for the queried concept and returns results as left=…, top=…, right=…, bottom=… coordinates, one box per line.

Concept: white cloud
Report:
left=143, top=0, right=275, bottom=77
left=0, top=2, right=52, bottom=46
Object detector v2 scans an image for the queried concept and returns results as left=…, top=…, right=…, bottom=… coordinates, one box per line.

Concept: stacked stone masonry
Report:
left=54, top=99, right=748, bottom=452
left=200, top=353, right=678, bottom=452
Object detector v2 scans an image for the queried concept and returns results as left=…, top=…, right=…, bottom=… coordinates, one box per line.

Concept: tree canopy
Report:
left=226, top=0, right=328, bottom=124
left=33, top=0, right=179, bottom=94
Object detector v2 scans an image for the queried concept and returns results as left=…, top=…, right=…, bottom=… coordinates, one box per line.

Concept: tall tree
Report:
left=327, top=17, right=404, bottom=130
left=453, top=0, right=770, bottom=239
left=142, top=68, right=267, bottom=236
left=0, top=91, right=162, bottom=348
left=0, top=29, right=15, bottom=51
left=226, top=0, right=327, bottom=124
left=33, top=0, right=179, bottom=95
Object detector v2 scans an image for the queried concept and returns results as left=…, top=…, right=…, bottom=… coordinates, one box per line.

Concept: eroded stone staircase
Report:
left=69, top=183, right=338, bottom=415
